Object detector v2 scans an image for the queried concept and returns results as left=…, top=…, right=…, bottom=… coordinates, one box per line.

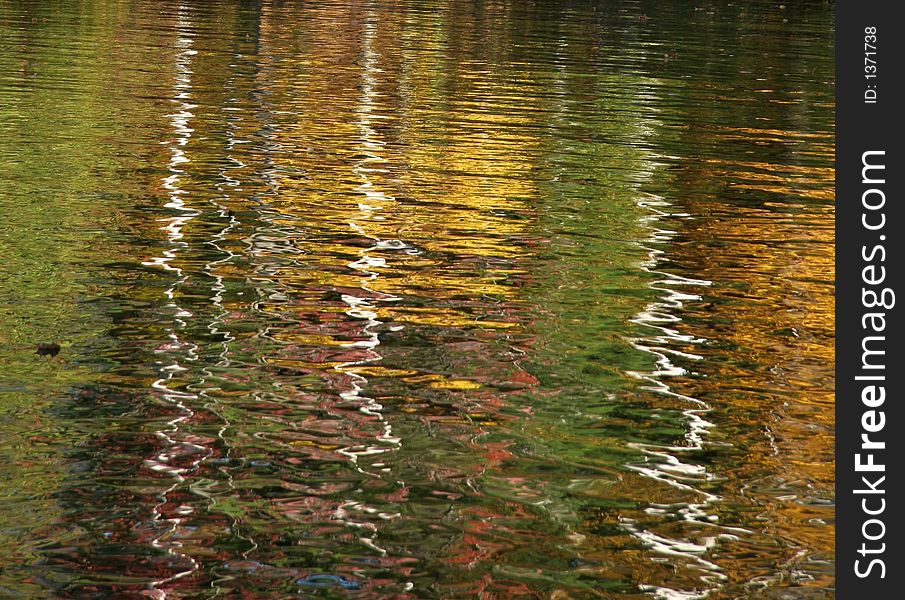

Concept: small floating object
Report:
left=36, top=343, right=61, bottom=357
left=296, top=573, right=362, bottom=590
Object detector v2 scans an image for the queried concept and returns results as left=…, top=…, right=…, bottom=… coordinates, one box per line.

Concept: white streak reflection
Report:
left=625, top=192, right=748, bottom=600
left=138, top=11, right=207, bottom=596
left=332, top=7, right=403, bottom=563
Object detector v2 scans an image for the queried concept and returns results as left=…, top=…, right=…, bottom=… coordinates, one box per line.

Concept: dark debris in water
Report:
left=35, top=342, right=60, bottom=357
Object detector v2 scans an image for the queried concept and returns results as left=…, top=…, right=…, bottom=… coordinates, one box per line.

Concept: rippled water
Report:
left=0, top=1, right=834, bottom=598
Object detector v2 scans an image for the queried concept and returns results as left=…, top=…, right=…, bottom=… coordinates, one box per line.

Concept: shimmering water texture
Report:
left=0, top=1, right=834, bottom=598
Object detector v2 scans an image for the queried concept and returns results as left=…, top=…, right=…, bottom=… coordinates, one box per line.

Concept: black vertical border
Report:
left=836, top=1, right=903, bottom=595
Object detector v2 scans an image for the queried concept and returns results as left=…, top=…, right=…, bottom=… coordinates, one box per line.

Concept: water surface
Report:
left=0, top=1, right=834, bottom=598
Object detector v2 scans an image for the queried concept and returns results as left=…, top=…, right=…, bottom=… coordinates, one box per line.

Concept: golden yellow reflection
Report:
left=665, top=132, right=835, bottom=586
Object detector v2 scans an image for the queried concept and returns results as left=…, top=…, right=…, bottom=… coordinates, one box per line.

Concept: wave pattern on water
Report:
left=0, top=1, right=834, bottom=598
